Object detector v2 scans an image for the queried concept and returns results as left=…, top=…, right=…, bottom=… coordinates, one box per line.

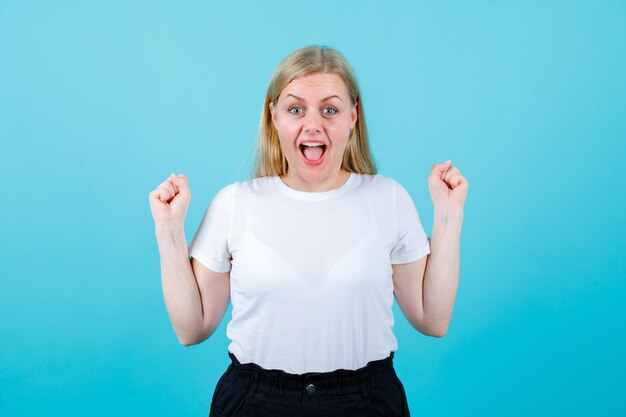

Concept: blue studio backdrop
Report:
left=1, top=1, right=625, bottom=416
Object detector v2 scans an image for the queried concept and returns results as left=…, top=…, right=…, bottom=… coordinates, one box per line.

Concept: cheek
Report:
left=327, top=121, right=350, bottom=141
left=277, top=133, right=298, bottom=159
left=277, top=121, right=300, bottom=140
left=278, top=136, right=292, bottom=153
left=327, top=124, right=344, bottom=136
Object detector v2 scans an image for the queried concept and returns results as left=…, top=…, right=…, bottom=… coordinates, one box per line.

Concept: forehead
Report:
left=279, top=73, right=349, bottom=101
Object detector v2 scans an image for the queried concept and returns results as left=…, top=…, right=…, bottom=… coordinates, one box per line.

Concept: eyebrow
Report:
left=285, top=93, right=343, bottom=102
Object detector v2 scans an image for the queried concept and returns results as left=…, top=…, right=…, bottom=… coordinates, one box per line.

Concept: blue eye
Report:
left=323, top=107, right=337, bottom=115
left=288, top=107, right=303, bottom=115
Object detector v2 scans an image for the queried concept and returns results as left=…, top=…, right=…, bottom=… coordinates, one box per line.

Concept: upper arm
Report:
left=392, top=255, right=429, bottom=334
left=191, top=256, right=231, bottom=340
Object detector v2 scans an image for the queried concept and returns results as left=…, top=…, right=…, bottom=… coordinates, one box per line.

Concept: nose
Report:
left=303, top=110, right=322, bottom=133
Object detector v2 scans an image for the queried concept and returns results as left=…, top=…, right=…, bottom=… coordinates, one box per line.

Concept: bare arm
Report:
left=392, top=255, right=429, bottom=335
left=149, top=172, right=231, bottom=347
left=393, top=160, right=467, bottom=338
left=392, top=208, right=463, bottom=337
left=421, top=207, right=462, bottom=336
left=156, top=225, right=231, bottom=346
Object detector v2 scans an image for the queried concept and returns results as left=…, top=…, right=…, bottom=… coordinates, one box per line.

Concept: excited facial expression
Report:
left=269, top=72, right=357, bottom=190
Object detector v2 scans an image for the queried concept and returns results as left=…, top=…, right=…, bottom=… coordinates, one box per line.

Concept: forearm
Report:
left=422, top=207, right=464, bottom=336
left=156, top=225, right=205, bottom=344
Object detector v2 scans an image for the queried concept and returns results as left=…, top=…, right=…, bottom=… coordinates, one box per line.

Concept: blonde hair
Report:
left=252, top=45, right=377, bottom=178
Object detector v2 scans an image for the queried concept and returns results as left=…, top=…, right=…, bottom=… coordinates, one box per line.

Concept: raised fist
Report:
left=149, top=173, right=192, bottom=228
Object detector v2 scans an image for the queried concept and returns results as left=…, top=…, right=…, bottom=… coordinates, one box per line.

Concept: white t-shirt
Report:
left=188, top=172, right=430, bottom=374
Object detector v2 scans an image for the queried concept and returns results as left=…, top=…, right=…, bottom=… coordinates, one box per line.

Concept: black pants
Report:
left=209, top=351, right=411, bottom=417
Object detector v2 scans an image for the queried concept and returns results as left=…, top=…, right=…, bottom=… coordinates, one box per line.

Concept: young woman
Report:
left=149, top=45, right=468, bottom=417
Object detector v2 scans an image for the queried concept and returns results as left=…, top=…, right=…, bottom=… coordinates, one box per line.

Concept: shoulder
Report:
left=214, top=176, right=277, bottom=199
left=352, top=173, right=403, bottom=193
left=232, top=176, right=276, bottom=193
left=356, top=174, right=416, bottom=207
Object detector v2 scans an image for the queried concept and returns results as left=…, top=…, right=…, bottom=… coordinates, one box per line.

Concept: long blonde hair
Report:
left=252, top=45, right=377, bottom=178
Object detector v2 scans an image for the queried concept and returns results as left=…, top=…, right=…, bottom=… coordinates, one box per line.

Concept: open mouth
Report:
left=299, top=143, right=327, bottom=164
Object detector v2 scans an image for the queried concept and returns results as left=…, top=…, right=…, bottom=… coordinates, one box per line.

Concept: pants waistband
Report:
left=223, top=351, right=397, bottom=398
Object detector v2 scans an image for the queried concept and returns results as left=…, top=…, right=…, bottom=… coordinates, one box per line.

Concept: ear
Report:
left=269, top=102, right=277, bottom=124
left=350, top=102, right=358, bottom=129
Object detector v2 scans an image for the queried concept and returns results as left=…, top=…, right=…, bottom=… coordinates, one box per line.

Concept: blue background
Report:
left=1, top=1, right=625, bottom=416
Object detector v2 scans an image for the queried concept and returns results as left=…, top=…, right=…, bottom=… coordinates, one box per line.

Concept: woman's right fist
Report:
left=149, top=173, right=192, bottom=228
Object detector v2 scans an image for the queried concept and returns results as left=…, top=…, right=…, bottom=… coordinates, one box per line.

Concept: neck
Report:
left=280, top=169, right=351, bottom=192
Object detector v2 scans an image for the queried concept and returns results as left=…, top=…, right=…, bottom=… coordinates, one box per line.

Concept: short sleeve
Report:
left=390, top=180, right=431, bottom=264
left=188, top=184, right=235, bottom=273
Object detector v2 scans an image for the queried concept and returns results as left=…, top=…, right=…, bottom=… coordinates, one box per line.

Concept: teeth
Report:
left=301, top=142, right=324, bottom=147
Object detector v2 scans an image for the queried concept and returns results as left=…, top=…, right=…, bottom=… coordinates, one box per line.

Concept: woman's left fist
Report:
left=428, top=160, right=469, bottom=210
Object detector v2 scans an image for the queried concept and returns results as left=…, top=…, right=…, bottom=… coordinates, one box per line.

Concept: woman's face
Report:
left=269, top=72, right=357, bottom=189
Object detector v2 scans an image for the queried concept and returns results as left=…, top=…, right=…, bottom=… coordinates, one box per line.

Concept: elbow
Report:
left=177, top=325, right=216, bottom=347
left=428, top=328, right=448, bottom=338
left=411, top=322, right=447, bottom=338
left=430, top=321, right=451, bottom=338
left=178, top=334, right=201, bottom=347
left=419, top=319, right=449, bottom=338
left=417, top=326, right=447, bottom=338
left=176, top=332, right=204, bottom=347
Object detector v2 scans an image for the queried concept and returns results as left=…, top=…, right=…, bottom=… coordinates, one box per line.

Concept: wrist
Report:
left=434, top=205, right=464, bottom=220
left=155, top=222, right=186, bottom=242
